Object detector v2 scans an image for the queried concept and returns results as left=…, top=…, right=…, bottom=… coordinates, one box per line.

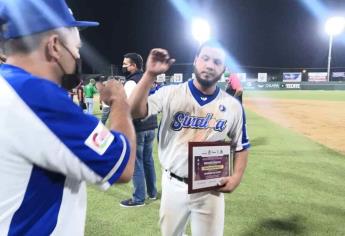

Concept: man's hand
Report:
left=145, top=48, right=175, bottom=78
left=96, top=80, right=128, bottom=107
left=216, top=175, right=242, bottom=193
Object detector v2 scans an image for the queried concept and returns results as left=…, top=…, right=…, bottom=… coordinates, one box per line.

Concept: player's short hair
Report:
left=124, top=53, right=143, bottom=71
left=195, top=40, right=225, bottom=57
left=3, top=27, right=72, bottom=55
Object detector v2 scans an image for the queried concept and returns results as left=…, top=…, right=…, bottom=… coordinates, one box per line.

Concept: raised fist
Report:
left=145, top=48, right=175, bottom=77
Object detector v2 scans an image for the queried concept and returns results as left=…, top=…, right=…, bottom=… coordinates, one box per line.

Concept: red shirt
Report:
left=227, top=74, right=242, bottom=91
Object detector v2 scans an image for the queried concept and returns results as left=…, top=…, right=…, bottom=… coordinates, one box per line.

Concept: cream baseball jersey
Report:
left=147, top=80, right=250, bottom=177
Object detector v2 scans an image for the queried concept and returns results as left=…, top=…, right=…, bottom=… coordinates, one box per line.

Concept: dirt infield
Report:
left=245, top=98, right=345, bottom=155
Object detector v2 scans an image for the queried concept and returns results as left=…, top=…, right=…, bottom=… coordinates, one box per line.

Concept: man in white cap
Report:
left=0, top=0, right=136, bottom=235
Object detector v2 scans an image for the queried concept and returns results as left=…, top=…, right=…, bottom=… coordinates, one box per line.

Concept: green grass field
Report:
left=86, top=91, right=345, bottom=236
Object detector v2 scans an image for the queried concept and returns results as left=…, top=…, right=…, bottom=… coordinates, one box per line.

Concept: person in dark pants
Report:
left=76, top=81, right=86, bottom=111
left=120, top=53, right=158, bottom=207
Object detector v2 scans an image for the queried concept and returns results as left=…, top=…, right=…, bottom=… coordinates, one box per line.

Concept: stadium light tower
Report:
left=192, top=18, right=210, bottom=45
left=325, top=16, right=345, bottom=82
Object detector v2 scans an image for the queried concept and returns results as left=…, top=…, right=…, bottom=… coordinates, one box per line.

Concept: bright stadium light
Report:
left=325, top=16, right=345, bottom=82
left=325, top=16, right=345, bottom=36
left=192, top=18, right=210, bottom=44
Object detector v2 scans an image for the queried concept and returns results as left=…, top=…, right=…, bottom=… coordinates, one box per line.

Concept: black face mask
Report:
left=61, top=58, right=82, bottom=91
left=122, top=66, right=130, bottom=76
left=59, top=42, right=82, bottom=91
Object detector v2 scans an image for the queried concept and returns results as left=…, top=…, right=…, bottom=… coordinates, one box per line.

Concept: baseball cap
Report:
left=0, top=0, right=99, bottom=39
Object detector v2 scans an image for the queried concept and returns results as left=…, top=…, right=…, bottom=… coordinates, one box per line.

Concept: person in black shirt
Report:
left=120, top=53, right=158, bottom=207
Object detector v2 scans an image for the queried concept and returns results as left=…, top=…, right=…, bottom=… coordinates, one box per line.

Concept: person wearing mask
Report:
left=120, top=53, right=158, bottom=207
left=0, top=0, right=136, bottom=235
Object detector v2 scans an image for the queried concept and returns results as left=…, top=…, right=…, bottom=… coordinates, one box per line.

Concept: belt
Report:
left=167, top=170, right=189, bottom=184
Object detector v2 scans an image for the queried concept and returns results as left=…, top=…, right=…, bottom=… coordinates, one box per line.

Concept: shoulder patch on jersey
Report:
left=85, top=122, right=114, bottom=155
left=219, top=104, right=226, bottom=112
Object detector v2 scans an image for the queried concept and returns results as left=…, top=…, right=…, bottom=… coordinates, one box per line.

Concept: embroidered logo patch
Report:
left=219, top=104, right=226, bottom=112
left=85, top=122, right=114, bottom=155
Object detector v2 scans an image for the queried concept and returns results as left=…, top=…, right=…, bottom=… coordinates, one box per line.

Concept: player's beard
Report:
left=194, top=67, right=223, bottom=88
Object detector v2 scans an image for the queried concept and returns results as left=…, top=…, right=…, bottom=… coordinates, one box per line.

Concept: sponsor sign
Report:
left=156, top=74, right=166, bottom=83
left=237, top=73, right=246, bottom=82
left=283, top=72, right=302, bottom=82
left=244, top=81, right=256, bottom=89
left=308, top=72, right=327, bottom=82
left=332, top=72, right=345, bottom=81
left=258, top=73, right=268, bottom=82
left=281, top=83, right=301, bottom=89
left=173, top=73, right=183, bottom=83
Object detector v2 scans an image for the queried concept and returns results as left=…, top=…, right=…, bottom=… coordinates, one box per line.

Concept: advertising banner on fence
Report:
left=258, top=73, right=268, bottom=82
left=281, top=83, right=301, bottom=89
left=283, top=72, right=302, bottom=82
left=237, top=73, right=247, bottom=82
left=173, top=73, right=183, bottom=83
left=156, top=73, right=166, bottom=83
left=332, top=72, right=345, bottom=81
left=256, top=82, right=281, bottom=90
left=308, top=72, right=327, bottom=82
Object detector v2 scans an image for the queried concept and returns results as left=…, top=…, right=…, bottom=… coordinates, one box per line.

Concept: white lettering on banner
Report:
left=264, top=83, right=280, bottom=88
left=286, top=84, right=300, bottom=89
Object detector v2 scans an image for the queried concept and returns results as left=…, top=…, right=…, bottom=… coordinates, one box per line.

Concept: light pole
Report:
left=325, top=16, right=345, bottom=82
left=191, top=18, right=210, bottom=45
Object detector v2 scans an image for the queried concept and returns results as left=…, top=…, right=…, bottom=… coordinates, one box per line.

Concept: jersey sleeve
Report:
left=228, top=105, right=250, bottom=152
left=18, top=79, right=131, bottom=189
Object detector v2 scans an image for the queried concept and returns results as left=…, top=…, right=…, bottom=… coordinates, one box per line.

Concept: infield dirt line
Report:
left=245, top=98, right=345, bottom=155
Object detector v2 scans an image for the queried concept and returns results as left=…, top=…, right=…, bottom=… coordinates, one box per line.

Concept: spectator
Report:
left=84, top=78, right=97, bottom=114
left=76, top=81, right=86, bottom=111
left=120, top=53, right=158, bottom=207
left=226, top=73, right=243, bottom=104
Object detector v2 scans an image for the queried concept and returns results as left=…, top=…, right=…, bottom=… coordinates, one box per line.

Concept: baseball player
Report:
left=129, top=42, right=250, bottom=236
left=0, top=0, right=136, bottom=235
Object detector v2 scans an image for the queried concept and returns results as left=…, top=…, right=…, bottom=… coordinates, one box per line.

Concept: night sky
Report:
left=67, top=0, right=345, bottom=74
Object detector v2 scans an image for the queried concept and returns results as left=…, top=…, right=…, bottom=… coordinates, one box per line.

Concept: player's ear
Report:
left=46, top=34, right=62, bottom=61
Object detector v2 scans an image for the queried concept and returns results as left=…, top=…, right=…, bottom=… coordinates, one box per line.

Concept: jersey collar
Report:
left=188, top=79, right=220, bottom=106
